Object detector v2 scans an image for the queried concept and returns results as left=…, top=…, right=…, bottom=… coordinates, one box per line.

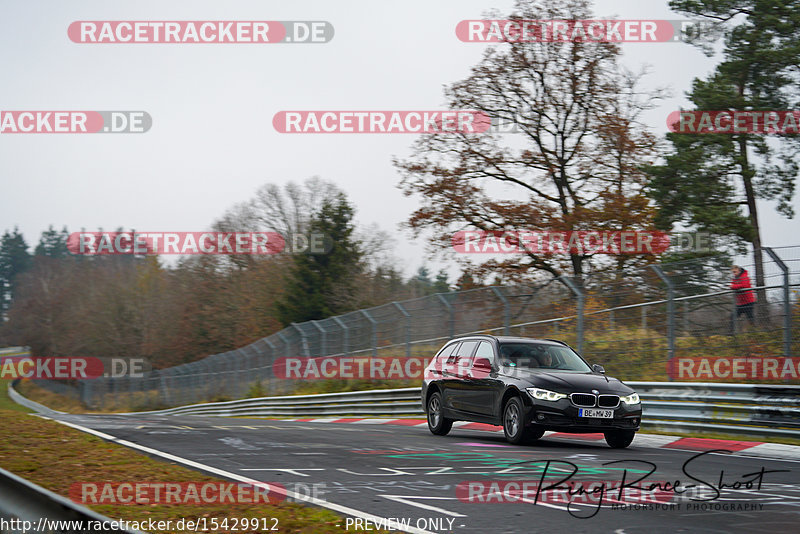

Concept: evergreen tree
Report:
left=0, top=227, right=32, bottom=317
left=35, top=225, right=70, bottom=258
left=409, top=266, right=446, bottom=296
left=276, top=193, right=363, bottom=325
left=648, top=0, right=800, bottom=307
left=432, top=269, right=450, bottom=293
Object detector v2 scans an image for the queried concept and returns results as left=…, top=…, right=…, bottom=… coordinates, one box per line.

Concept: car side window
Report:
left=440, top=342, right=460, bottom=363
left=473, top=341, right=495, bottom=366
left=453, top=340, right=479, bottom=366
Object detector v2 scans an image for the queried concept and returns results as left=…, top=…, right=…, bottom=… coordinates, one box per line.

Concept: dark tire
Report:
left=525, top=425, right=545, bottom=442
left=502, top=397, right=533, bottom=444
left=604, top=430, right=635, bottom=449
left=426, top=392, right=453, bottom=436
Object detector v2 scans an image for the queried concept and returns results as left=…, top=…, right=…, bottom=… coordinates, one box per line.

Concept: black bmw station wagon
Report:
left=421, top=335, right=641, bottom=448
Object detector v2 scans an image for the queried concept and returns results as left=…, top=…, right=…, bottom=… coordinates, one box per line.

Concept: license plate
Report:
left=579, top=408, right=613, bottom=418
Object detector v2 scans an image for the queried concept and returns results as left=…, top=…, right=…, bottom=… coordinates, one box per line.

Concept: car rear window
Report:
left=436, top=342, right=459, bottom=362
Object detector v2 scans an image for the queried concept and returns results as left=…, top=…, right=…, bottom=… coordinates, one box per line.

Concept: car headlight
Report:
left=621, top=392, right=640, bottom=405
left=526, top=387, right=566, bottom=401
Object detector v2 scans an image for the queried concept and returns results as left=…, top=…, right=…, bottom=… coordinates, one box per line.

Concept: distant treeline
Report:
left=0, top=179, right=464, bottom=367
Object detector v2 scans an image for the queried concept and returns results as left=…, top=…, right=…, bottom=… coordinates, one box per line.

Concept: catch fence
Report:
left=29, top=246, right=800, bottom=410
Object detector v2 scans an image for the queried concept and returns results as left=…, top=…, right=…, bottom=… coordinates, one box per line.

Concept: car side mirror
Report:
left=592, top=364, right=606, bottom=374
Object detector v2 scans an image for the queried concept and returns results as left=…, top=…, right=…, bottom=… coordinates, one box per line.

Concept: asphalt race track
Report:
left=45, top=413, right=800, bottom=534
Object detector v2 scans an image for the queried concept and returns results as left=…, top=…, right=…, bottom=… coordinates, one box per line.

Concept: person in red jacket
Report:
left=730, top=265, right=756, bottom=327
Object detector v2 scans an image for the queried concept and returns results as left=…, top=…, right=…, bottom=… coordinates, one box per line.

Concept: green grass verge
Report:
left=14, top=379, right=93, bottom=413
left=0, top=380, right=33, bottom=413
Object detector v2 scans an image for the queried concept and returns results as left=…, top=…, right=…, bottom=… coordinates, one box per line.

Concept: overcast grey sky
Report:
left=1, top=0, right=797, bottom=277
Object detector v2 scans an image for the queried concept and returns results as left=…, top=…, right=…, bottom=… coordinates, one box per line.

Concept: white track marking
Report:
left=380, top=495, right=467, bottom=517
left=239, top=468, right=324, bottom=476
left=45, top=417, right=437, bottom=534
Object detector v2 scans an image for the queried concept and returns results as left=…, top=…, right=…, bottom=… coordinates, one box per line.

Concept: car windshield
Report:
left=498, top=342, right=592, bottom=373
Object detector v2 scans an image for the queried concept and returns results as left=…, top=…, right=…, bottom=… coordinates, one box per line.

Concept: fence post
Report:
left=276, top=332, right=290, bottom=394
left=168, top=365, right=182, bottom=406
left=361, top=310, right=378, bottom=357
left=311, top=320, right=327, bottom=357
left=491, top=287, right=510, bottom=335
left=79, top=380, right=91, bottom=408
left=184, top=363, right=198, bottom=404
left=683, top=301, right=689, bottom=334
left=437, top=294, right=455, bottom=339
left=765, top=247, right=791, bottom=357
left=158, top=369, right=170, bottom=406
left=333, top=316, right=349, bottom=356
left=392, top=302, right=411, bottom=358
left=652, top=265, right=675, bottom=372
left=558, top=276, right=584, bottom=354
left=194, top=358, right=210, bottom=399
left=191, top=360, right=202, bottom=395
left=264, top=338, right=277, bottom=394
left=235, top=351, right=250, bottom=398
left=241, top=347, right=257, bottom=397
left=291, top=323, right=310, bottom=357
left=276, top=331, right=288, bottom=350
left=223, top=353, right=237, bottom=401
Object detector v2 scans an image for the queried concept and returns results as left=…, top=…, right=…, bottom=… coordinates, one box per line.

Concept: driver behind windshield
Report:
left=498, top=342, right=590, bottom=373
left=537, top=351, right=555, bottom=368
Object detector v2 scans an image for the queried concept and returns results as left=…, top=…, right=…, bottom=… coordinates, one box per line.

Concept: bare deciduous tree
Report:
left=396, top=0, right=666, bottom=284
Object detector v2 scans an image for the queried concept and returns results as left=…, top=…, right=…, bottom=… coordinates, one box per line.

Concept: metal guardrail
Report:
left=123, top=383, right=800, bottom=440
left=0, top=465, right=142, bottom=534
left=0, top=347, right=29, bottom=357
left=632, top=382, right=800, bottom=439
left=126, top=387, right=424, bottom=418
left=7, top=381, right=64, bottom=417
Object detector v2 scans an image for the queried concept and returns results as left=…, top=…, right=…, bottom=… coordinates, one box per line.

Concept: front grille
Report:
left=570, top=393, right=596, bottom=407
left=598, top=395, right=620, bottom=408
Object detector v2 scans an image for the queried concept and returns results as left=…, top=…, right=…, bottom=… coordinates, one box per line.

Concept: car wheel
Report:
left=502, top=397, right=531, bottom=444
left=604, top=430, right=635, bottom=449
left=426, top=392, right=453, bottom=436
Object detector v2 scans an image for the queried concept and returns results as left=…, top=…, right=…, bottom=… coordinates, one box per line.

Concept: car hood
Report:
left=499, top=368, right=634, bottom=394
